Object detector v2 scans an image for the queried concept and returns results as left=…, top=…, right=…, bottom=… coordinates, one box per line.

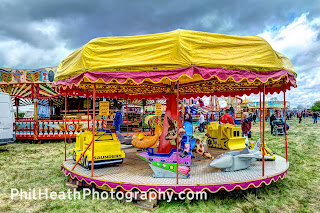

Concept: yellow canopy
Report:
left=53, top=29, right=296, bottom=98
left=55, top=29, right=296, bottom=81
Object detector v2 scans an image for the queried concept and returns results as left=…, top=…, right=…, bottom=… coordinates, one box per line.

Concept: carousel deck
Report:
left=62, top=146, right=289, bottom=193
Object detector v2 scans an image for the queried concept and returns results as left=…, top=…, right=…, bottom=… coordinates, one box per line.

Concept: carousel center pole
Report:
left=176, top=81, right=179, bottom=184
left=283, top=86, right=288, bottom=162
left=91, top=84, right=96, bottom=177
left=262, top=83, right=266, bottom=176
left=64, top=92, right=67, bottom=161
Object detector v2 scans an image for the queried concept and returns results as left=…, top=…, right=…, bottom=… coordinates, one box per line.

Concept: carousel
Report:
left=54, top=30, right=296, bottom=194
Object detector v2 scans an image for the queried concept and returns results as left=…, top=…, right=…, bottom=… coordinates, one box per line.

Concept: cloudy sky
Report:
left=0, top=0, right=319, bottom=108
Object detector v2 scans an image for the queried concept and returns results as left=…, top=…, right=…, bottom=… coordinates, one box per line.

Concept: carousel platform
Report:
left=61, top=146, right=289, bottom=193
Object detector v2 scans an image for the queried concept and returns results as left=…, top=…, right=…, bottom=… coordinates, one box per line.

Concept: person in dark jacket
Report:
left=112, top=107, right=123, bottom=132
left=241, top=112, right=252, bottom=137
left=298, top=112, right=302, bottom=123
left=252, top=113, right=257, bottom=125
left=184, top=113, right=193, bottom=123
left=269, top=113, right=276, bottom=135
left=313, top=112, right=318, bottom=124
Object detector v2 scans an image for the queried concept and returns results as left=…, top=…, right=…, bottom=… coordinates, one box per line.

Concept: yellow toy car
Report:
left=72, top=129, right=125, bottom=169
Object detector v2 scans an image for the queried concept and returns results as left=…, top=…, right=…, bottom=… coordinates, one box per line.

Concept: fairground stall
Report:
left=248, top=100, right=290, bottom=121
left=0, top=67, right=62, bottom=140
left=54, top=30, right=296, bottom=196
left=0, top=67, right=144, bottom=141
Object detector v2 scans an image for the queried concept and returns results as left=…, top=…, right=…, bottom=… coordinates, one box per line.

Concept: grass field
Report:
left=0, top=117, right=319, bottom=212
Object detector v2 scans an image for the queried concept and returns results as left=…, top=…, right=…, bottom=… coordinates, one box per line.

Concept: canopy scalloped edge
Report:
left=59, top=84, right=295, bottom=100
left=53, top=66, right=296, bottom=96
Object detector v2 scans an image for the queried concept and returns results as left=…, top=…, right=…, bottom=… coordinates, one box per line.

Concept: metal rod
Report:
left=284, top=87, right=288, bottom=162
left=71, top=139, right=93, bottom=170
left=262, top=84, right=266, bottom=176
left=87, top=90, right=89, bottom=130
left=260, top=91, right=262, bottom=140
left=126, top=97, right=129, bottom=135
left=15, top=97, right=19, bottom=120
left=64, top=93, right=67, bottom=161
left=176, top=81, right=179, bottom=184
left=91, top=84, right=96, bottom=177
left=33, top=84, right=39, bottom=141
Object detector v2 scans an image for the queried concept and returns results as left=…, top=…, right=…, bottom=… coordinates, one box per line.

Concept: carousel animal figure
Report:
left=164, top=117, right=195, bottom=157
left=132, top=117, right=163, bottom=149
left=193, top=136, right=214, bottom=160
left=136, top=117, right=191, bottom=178
left=165, top=117, right=214, bottom=160
left=210, top=139, right=274, bottom=172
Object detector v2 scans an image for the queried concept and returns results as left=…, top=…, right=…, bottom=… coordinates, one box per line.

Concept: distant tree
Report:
left=270, top=97, right=278, bottom=101
left=311, top=101, right=320, bottom=112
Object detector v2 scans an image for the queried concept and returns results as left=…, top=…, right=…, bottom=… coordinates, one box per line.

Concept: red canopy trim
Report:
left=53, top=66, right=296, bottom=88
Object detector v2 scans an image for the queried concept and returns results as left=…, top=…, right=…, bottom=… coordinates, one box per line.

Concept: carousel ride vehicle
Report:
left=73, top=129, right=125, bottom=169
left=210, top=139, right=275, bottom=172
left=53, top=29, right=296, bottom=195
left=206, top=121, right=246, bottom=150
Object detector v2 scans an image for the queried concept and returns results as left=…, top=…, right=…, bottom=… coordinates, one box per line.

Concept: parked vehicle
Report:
left=0, top=92, right=15, bottom=145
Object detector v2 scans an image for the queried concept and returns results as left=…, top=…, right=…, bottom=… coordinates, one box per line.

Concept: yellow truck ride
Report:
left=206, top=122, right=246, bottom=150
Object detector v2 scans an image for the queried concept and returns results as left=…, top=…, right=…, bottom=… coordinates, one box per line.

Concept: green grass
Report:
left=0, top=118, right=319, bottom=212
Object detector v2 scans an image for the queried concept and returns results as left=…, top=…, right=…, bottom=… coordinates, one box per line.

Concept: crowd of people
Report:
left=296, top=111, right=319, bottom=124
left=191, top=105, right=319, bottom=136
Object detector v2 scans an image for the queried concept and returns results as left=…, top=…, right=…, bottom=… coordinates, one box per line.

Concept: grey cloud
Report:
left=0, top=0, right=320, bottom=108
left=2, top=0, right=320, bottom=51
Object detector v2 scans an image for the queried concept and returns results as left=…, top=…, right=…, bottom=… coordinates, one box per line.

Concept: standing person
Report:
left=269, top=113, right=276, bottom=135
left=199, top=112, right=205, bottom=132
left=199, top=98, right=205, bottom=108
left=229, top=105, right=235, bottom=119
left=113, top=106, right=123, bottom=132
left=313, top=112, right=318, bottom=124
left=185, top=113, right=193, bottom=123
left=298, top=112, right=302, bottom=124
left=252, top=113, right=257, bottom=125
left=241, top=112, right=252, bottom=137
left=220, top=109, right=235, bottom=125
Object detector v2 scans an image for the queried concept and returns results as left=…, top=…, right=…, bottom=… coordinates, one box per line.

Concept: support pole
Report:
left=142, top=99, right=145, bottom=132
left=15, top=97, right=19, bottom=120
left=49, top=99, right=53, bottom=117
left=260, top=92, right=262, bottom=140
left=262, top=84, right=266, bottom=176
left=176, top=81, right=179, bottom=184
left=33, top=84, right=39, bottom=141
left=64, top=92, right=67, bottom=161
left=91, top=85, right=96, bottom=177
left=283, top=87, right=288, bottom=162
left=126, top=97, right=129, bottom=135
left=87, top=90, right=90, bottom=130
